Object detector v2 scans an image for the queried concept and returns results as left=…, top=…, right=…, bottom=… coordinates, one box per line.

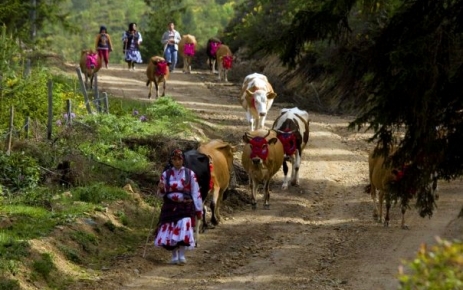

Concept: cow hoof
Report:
left=251, top=203, right=257, bottom=210
left=401, top=224, right=409, bottom=230
left=264, top=204, right=270, bottom=210
left=383, top=221, right=389, bottom=227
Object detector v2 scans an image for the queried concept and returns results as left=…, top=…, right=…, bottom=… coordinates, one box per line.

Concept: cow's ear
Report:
left=267, top=92, right=277, bottom=100
left=242, top=134, right=250, bottom=143
left=268, top=137, right=279, bottom=145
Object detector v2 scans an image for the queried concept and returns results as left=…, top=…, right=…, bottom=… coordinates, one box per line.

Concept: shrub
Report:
left=398, top=238, right=463, bottom=289
left=0, top=152, right=40, bottom=193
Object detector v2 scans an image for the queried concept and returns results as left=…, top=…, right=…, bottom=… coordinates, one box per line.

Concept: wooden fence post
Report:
left=47, top=80, right=53, bottom=140
left=6, top=106, right=14, bottom=156
left=103, top=92, right=109, bottom=114
left=93, top=73, right=101, bottom=113
left=66, top=99, right=72, bottom=126
left=76, top=67, right=92, bottom=114
left=24, top=117, right=30, bottom=139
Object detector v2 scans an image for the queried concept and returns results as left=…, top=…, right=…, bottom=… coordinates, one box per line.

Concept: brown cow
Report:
left=216, top=44, right=233, bottom=82
left=79, top=49, right=102, bottom=89
left=198, top=139, right=236, bottom=227
left=178, top=34, right=197, bottom=74
left=367, top=145, right=439, bottom=229
left=242, top=129, right=284, bottom=209
left=146, top=56, right=169, bottom=99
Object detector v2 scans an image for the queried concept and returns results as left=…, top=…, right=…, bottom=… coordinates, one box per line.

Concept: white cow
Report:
left=240, top=73, right=277, bottom=131
left=272, top=107, right=310, bottom=189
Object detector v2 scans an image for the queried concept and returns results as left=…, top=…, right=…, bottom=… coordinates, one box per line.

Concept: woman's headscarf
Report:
left=99, top=26, right=107, bottom=33
left=170, top=149, right=184, bottom=161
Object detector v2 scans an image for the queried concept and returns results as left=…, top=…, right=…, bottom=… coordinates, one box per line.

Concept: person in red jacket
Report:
left=95, top=26, right=113, bottom=69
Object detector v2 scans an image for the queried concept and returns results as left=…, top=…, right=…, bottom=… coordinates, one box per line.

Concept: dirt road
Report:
left=96, top=64, right=463, bottom=290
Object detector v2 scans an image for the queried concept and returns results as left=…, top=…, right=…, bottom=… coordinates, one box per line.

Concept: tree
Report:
left=229, top=0, right=463, bottom=217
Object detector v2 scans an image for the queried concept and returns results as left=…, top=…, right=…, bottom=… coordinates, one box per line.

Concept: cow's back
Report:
left=178, top=34, right=197, bottom=57
left=198, top=139, right=235, bottom=190
left=184, top=149, right=211, bottom=201
left=274, top=107, right=310, bottom=149
left=216, top=44, right=232, bottom=60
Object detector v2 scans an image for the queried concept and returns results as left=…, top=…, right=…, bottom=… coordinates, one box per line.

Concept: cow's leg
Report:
left=257, top=114, right=267, bottom=129
left=161, top=80, right=166, bottom=97
left=250, top=178, right=257, bottom=210
left=370, top=185, right=379, bottom=221
left=291, top=153, right=300, bottom=186
left=187, top=57, right=192, bottom=74
left=383, top=192, right=390, bottom=227
left=211, top=59, right=217, bottom=74
left=210, top=188, right=220, bottom=225
left=224, top=69, right=228, bottom=82
left=200, top=206, right=208, bottom=233
left=263, top=180, right=271, bottom=209
left=400, top=205, right=409, bottom=230
left=147, top=80, right=152, bottom=99
left=155, top=81, right=159, bottom=99
left=246, top=111, right=255, bottom=131
left=282, top=161, right=289, bottom=190
left=194, top=216, right=200, bottom=247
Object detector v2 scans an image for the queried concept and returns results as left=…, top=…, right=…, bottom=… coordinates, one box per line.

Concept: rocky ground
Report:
left=78, top=64, right=463, bottom=290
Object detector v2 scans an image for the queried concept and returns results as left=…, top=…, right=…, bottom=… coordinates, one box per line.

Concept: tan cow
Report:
left=146, top=56, right=169, bottom=99
left=242, top=129, right=284, bottom=209
left=79, top=49, right=102, bottom=89
left=178, top=34, right=197, bottom=74
left=367, top=145, right=439, bottom=229
left=240, top=73, right=278, bottom=131
left=198, top=139, right=236, bottom=227
left=216, top=44, right=233, bottom=82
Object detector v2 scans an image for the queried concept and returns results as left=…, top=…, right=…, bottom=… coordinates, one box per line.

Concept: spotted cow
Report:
left=272, top=107, right=310, bottom=189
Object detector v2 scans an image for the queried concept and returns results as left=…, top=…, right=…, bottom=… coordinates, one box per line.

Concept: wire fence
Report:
left=3, top=68, right=109, bottom=155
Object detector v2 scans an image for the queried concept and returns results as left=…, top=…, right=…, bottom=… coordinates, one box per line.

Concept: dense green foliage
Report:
left=226, top=0, right=463, bottom=218
left=398, top=239, right=463, bottom=289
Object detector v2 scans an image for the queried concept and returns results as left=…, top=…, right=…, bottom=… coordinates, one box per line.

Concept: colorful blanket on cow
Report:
left=209, top=41, right=221, bottom=57
left=222, top=55, right=233, bottom=69
left=184, top=43, right=195, bottom=56
left=155, top=61, right=168, bottom=76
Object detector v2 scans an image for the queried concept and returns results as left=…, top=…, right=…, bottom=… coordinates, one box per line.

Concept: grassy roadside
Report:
left=0, top=88, right=218, bottom=289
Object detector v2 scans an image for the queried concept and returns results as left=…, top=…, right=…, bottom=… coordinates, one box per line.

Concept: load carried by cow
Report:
left=272, top=107, right=310, bottom=190
left=79, top=49, right=102, bottom=89
left=241, top=129, right=284, bottom=210
left=240, top=73, right=278, bottom=131
left=178, top=34, right=197, bottom=74
left=206, top=37, right=222, bottom=74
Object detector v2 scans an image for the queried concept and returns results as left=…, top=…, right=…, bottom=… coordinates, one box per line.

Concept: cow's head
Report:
left=243, top=131, right=279, bottom=165
left=276, top=129, right=297, bottom=156
left=84, top=51, right=98, bottom=71
left=245, top=90, right=270, bottom=116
